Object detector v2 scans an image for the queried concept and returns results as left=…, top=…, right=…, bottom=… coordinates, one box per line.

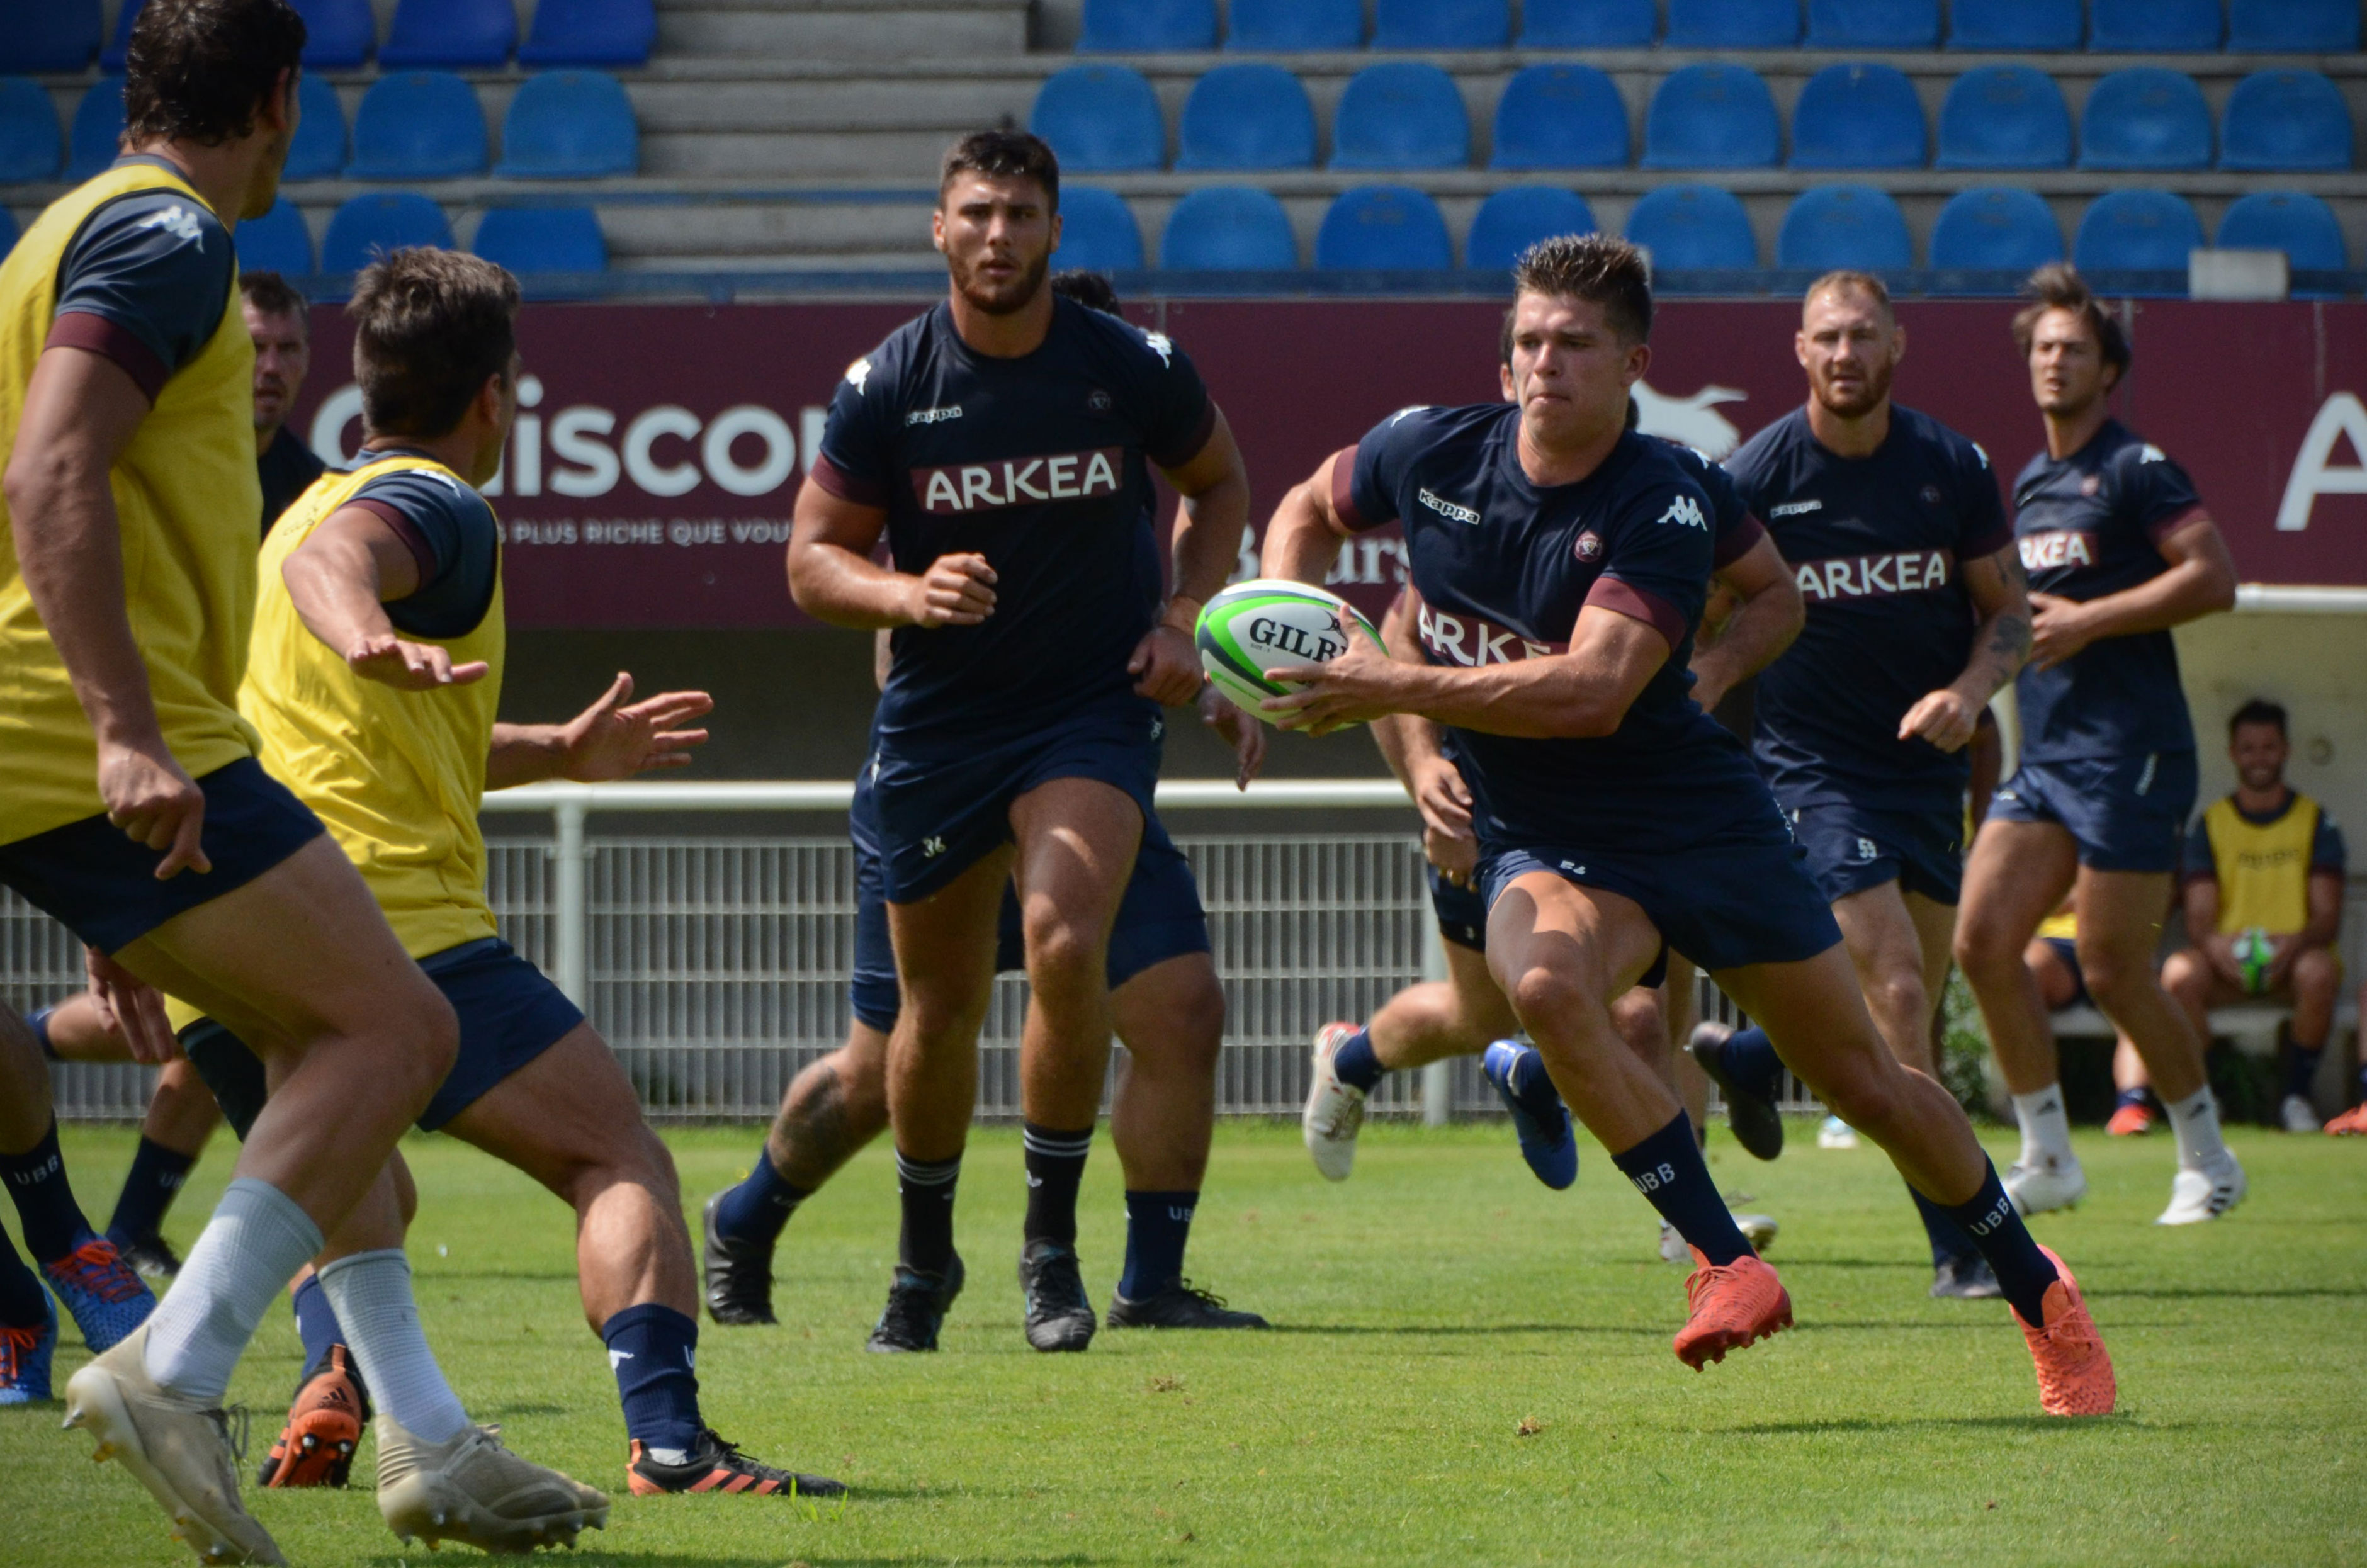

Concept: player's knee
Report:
left=2075, top=944, right=2148, bottom=1007
left=1868, top=967, right=1929, bottom=1030
left=1022, top=917, right=1102, bottom=995
left=2161, top=948, right=2208, bottom=1001
left=1815, top=1056, right=1903, bottom=1132
left=2292, top=947, right=2339, bottom=1002
left=387, top=986, right=460, bottom=1099
left=1508, top=966, right=1596, bottom=1039
left=1952, top=915, right=2018, bottom=979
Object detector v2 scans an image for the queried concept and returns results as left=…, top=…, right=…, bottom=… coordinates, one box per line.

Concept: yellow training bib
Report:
left=2202, top=793, right=2322, bottom=938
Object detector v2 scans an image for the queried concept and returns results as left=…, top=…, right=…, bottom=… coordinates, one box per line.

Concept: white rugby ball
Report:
left=1195, top=578, right=1386, bottom=726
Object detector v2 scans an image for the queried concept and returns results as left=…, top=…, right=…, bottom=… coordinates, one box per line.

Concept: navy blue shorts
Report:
left=0, top=758, right=324, bottom=954
left=869, top=694, right=1167, bottom=903
left=2040, top=935, right=2089, bottom=1008
left=1987, top=750, right=2197, bottom=874
left=178, top=937, right=583, bottom=1139
left=1429, top=865, right=1489, bottom=952
left=1785, top=798, right=1965, bottom=906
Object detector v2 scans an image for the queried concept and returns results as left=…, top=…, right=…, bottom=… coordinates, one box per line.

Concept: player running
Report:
left=1260, top=235, right=2112, bottom=1416
left=786, top=131, right=1250, bottom=1353
left=1697, top=271, right=2034, bottom=1300
left=1952, top=264, right=2244, bottom=1226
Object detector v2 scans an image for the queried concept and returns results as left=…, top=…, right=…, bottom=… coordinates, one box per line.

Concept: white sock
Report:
left=144, top=1177, right=324, bottom=1405
left=317, top=1248, right=470, bottom=1445
left=2011, top=1085, right=2074, bottom=1169
left=2166, top=1086, right=2230, bottom=1170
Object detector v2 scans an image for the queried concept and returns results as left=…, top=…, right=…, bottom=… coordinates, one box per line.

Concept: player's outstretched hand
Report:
left=907, top=553, right=997, bottom=628
left=2027, top=592, right=2096, bottom=671
left=561, top=672, right=715, bottom=782
left=1899, top=687, right=1980, bottom=753
left=1131, top=624, right=1204, bottom=707
left=347, top=631, right=490, bottom=691
left=96, top=735, right=212, bottom=879
left=1261, top=610, right=1397, bottom=736
left=1198, top=681, right=1267, bottom=790
left=84, top=947, right=179, bottom=1064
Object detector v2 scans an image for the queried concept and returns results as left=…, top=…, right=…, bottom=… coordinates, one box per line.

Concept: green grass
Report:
left=8, top=1119, right=2364, bottom=1567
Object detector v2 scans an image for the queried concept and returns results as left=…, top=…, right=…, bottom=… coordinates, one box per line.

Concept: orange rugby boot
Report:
left=2106, top=1101, right=2155, bottom=1136
left=258, top=1344, right=367, bottom=1487
left=2324, top=1105, right=2367, bottom=1136
left=2014, top=1245, right=2116, bottom=1416
left=1673, top=1249, right=1792, bottom=1369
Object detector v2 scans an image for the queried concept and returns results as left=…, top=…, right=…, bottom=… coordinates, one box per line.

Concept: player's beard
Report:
left=1816, top=356, right=1893, bottom=420
left=950, top=245, right=1050, bottom=317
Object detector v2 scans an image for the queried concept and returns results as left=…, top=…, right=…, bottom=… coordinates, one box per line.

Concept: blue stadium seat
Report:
left=0, top=1, right=101, bottom=72
left=234, top=198, right=315, bottom=277
left=1226, top=0, right=1362, bottom=49
left=0, top=206, right=18, bottom=257
left=1031, top=66, right=1165, bottom=173
left=1624, top=184, right=1758, bottom=270
left=348, top=72, right=489, bottom=180
left=1642, top=65, right=1780, bottom=170
left=473, top=206, right=607, bottom=297
left=2074, top=189, right=2202, bottom=276
left=1777, top=185, right=1912, bottom=271
left=322, top=192, right=454, bottom=273
left=1935, top=65, right=2071, bottom=169
left=1331, top=64, right=1469, bottom=172
left=1316, top=185, right=1454, bottom=270
left=2216, top=191, right=2347, bottom=269
left=1491, top=64, right=1627, bottom=171
left=1928, top=186, right=2063, bottom=272
left=0, top=78, right=62, bottom=183
left=1078, top=0, right=1216, bottom=51
left=519, top=0, right=657, bottom=67
left=1466, top=186, right=1597, bottom=271
left=1946, top=0, right=2081, bottom=48
left=66, top=77, right=127, bottom=182
left=1790, top=63, right=1926, bottom=170
left=1161, top=186, right=1299, bottom=270
left=293, top=0, right=377, bottom=68
left=1373, top=0, right=1510, bottom=50
left=2229, top=0, right=2359, bottom=50
left=2079, top=69, right=2211, bottom=171
left=1051, top=187, right=1143, bottom=272
left=2089, top=0, right=2220, bottom=50
left=100, top=0, right=145, bottom=72
left=1807, top=0, right=1940, bottom=48
left=1519, top=0, right=1656, bottom=47
left=1177, top=65, right=1315, bottom=171
left=2220, top=71, right=2351, bottom=173
left=378, top=0, right=517, bottom=68
left=1665, top=0, right=1800, bottom=48
left=283, top=72, right=349, bottom=181
left=495, top=71, right=638, bottom=178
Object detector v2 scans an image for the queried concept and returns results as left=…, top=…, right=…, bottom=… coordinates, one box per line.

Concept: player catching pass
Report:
left=1260, top=235, right=2111, bottom=1416
left=788, top=132, right=1250, bottom=1353
left=1952, top=264, right=2244, bottom=1226
left=1699, top=271, right=2033, bottom=1300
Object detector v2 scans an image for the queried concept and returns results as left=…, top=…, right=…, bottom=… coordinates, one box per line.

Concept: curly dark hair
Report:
left=349, top=249, right=521, bottom=440
left=939, top=129, right=1061, bottom=212
left=124, top=0, right=307, bottom=148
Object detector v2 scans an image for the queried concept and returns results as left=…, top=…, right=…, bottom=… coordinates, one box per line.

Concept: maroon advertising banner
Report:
left=293, top=298, right=2367, bottom=628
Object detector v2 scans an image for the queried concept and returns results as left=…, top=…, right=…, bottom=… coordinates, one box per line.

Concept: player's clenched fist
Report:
left=96, top=738, right=212, bottom=878
left=346, top=629, right=491, bottom=689
left=1898, top=687, right=1980, bottom=753
left=905, top=551, right=997, bottom=628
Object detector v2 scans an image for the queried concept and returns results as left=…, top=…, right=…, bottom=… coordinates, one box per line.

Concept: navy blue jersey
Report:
left=1340, top=404, right=1771, bottom=854
left=812, top=297, right=1214, bottom=750
left=1725, top=405, right=2012, bottom=813
left=50, top=157, right=236, bottom=403
left=2010, top=419, right=2204, bottom=762
left=259, top=426, right=325, bottom=536
left=346, top=455, right=500, bottom=640
left=1653, top=436, right=1766, bottom=571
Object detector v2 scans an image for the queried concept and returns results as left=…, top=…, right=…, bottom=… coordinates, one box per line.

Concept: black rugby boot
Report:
left=866, top=1254, right=965, bottom=1353
left=1018, top=1240, right=1097, bottom=1353
left=1106, top=1278, right=1270, bottom=1330
left=701, top=1192, right=777, bottom=1326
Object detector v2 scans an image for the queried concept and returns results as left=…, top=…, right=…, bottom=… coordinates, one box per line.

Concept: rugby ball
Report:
left=1195, top=578, right=1385, bottom=726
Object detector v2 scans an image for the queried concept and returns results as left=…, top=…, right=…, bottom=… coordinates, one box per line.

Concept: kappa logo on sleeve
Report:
left=911, top=447, right=1125, bottom=512
left=1141, top=330, right=1175, bottom=368
left=844, top=358, right=873, bottom=392
left=135, top=204, right=205, bottom=247
left=1656, top=494, right=1709, bottom=531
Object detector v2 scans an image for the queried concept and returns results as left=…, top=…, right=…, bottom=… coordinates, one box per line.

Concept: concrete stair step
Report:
left=656, top=0, right=1031, bottom=59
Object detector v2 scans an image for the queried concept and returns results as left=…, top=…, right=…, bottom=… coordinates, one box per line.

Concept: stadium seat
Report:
left=1315, top=185, right=1454, bottom=271
left=1624, top=184, right=1758, bottom=270
left=519, top=0, right=657, bottom=67
left=1777, top=185, right=1912, bottom=272
left=2088, top=0, right=2221, bottom=50
left=1031, top=66, right=1165, bottom=173
left=1177, top=65, right=1316, bottom=171
left=1226, top=0, right=1362, bottom=49
left=1491, top=65, right=1627, bottom=171
left=348, top=72, right=489, bottom=180
left=1790, top=63, right=1926, bottom=170
left=1466, top=186, right=1598, bottom=271
left=1331, top=64, right=1469, bottom=172
left=2216, top=191, right=2347, bottom=270
left=2229, top=0, right=2359, bottom=50
left=2079, top=69, right=2211, bottom=171
left=2074, top=188, right=2203, bottom=277
left=234, top=197, right=316, bottom=277
left=100, top=0, right=145, bottom=72
left=1372, top=0, right=1510, bottom=50
left=1928, top=186, right=2063, bottom=273
left=0, top=206, right=18, bottom=257
left=1050, top=187, right=1143, bottom=272
left=0, top=0, right=101, bottom=72
left=0, top=78, right=62, bottom=184
left=1519, top=0, right=1656, bottom=47
left=66, top=76, right=127, bottom=183
left=1642, top=65, right=1780, bottom=171
left=1160, top=186, right=1299, bottom=270
left=293, top=0, right=377, bottom=68
left=1078, top=0, right=1216, bottom=52
left=283, top=71, right=349, bottom=181
left=322, top=192, right=455, bottom=273
left=2220, top=71, right=2352, bottom=173
left=1665, top=0, right=1800, bottom=48
left=378, top=0, right=517, bottom=68
left=1946, top=0, right=2081, bottom=48
left=1934, top=65, right=2071, bottom=169
left=1807, top=0, right=1940, bottom=48
left=473, top=206, right=607, bottom=297
left=495, top=71, right=638, bottom=178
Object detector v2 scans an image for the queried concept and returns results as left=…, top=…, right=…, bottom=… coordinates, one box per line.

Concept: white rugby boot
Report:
left=1658, top=1221, right=1690, bottom=1263
left=2157, top=1152, right=2247, bottom=1226
left=2280, top=1094, right=2323, bottom=1134
left=1302, top=1023, right=1369, bottom=1182
left=376, top=1414, right=609, bottom=1553
left=2005, top=1153, right=2087, bottom=1216
left=1736, top=1214, right=1780, bottom=1253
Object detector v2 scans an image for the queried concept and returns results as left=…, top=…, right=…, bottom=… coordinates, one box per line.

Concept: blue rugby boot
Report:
left=0, top=1295, right=57, bottom=1405
left=1483, top=1041, right=1578, bottom=1191
left=42, top=1235, right=155, bottom=1353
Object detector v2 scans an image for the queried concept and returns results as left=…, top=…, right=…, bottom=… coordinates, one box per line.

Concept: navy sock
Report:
left=1330, top=1028, right=1385, bottom=1093
left=2286, top=1043, right=2325, bottom=1102
left=1022, top=1122, right=1093, bottom=1249
left=1941, top=1161, right=2061, bottom=1326
left=0, top=1117, right=92, bottom=1263
left=1719, top=1027, right=1784, bottom=1104
left=290, top=1272, right=346, bottom=1375
left=26, top=1007, right=58, bottom=1061
left=1907, top=1184, right=1980, bottom=1269
left=2113, top=1086, right=2152, bottom=1111
left=0, top=1226, right=48, bottom=1328
left=1118, top=1190, right=1196, bottom=1299
left=895, top=1149, right=961, bottom=1276
left=711, top=1149, right=810, bottom=1249
left=105, top=1136, right=196, bottom=1251
left=1611, top=1112, right=1753, bottom=1267
left=601, top=1302, right=704, bottom=1455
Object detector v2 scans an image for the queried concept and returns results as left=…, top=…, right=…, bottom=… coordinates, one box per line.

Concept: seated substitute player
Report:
left=1259, top=234, right=2113, bottom=1415
left=1693, top=271, right=2034, bottom=1301
left=1952, top=264, right=2245, bottom=1226
left=786, top=131, right=1250, bottom=1354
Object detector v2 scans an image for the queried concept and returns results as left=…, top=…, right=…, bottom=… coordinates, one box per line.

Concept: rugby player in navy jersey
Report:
left=1260, top=235, right=2112, bottom=1414
left=1700, top=272, right=2035, bottom=1300
left=786, top=133, right=1250, bottom=1354
left=1952, top=264, right=2244, bottom=1227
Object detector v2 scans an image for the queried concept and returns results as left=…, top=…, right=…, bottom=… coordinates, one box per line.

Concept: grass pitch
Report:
left=8, top=1118, right=2364, bottom=1567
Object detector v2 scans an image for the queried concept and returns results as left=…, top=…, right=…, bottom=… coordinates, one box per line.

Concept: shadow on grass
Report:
left=1717, top=1413, right=2141, bottom=1436
left=1260, top=1323, right=1669, bottom=1337
left=373, top=1558, right=1140, bottom=1568
left=2098, top=1285, right=2367, bottom=1300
